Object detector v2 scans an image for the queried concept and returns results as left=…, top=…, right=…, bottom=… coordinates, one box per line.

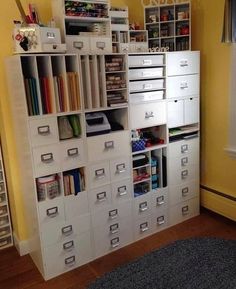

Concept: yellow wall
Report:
left=0, top=0, right=235, bottom=243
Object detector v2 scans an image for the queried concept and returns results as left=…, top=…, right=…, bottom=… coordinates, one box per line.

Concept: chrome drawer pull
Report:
left=95, top=168, right=105, bottom=179
left=97, top=191, right=107, bottom=202
left=109, top=209, right=118, bottom=219
left=118, top=186, right=127, bottom=196
left=181, top=144, right=188, bottom=153
left=180, top=59, right=188, bottom=67
left=181, top=170, right=188, bottom=179
left=140, top=222, right=149, bottom=232
left=110, top=223, right=119, bottom=234
left=157, top=216, right=165, bottom=225
left=63, top=240, right=74, bottom=251
left=96, top=41, right=105, bottom=50
left=182, top=187, right=189, bottom=196
left=145, top=111, right=154, bottom=119
left=182, top=205, right=189, bottom=215
left=116, top=163, right=126, bottom=174
left=139, top=201, right=148, bottom=212
left=37, top=125, right=50, bottom=135
left=46, top=206, right=58, bottom=218
left=61, top=225, right=73, bottom=236
left=73, top=41, right=84, bottom=49
left=156, top=196, right=165, bottom=206
left=41, top=153, right=54, bottom=163
left=111, top=237, right=120, bottom=248
left=67, top=148, right=79, bottom=157
left=105, top=141, right=114, bottom=149
left=65, top=256, right=76, bottom=266
left=181, top=157, right=188, bottom=166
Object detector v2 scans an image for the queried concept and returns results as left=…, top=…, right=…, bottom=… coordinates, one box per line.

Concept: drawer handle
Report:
left=140, top=222, right=149, bottom=232
left=182, top=187, right=189, bottom=196
left=109, top=209, right=118, bottom=219
left=180, top=59, right=188, bottom=67
left=182, top=205, right=189, bottom=215
left=181, top=144, right=188, bottom=153
left=111, top=237, right=120, bottom=248
left=143, top=59, right=152, bottom=65
left=143, top=83, right=153, bottom=90
left=37, top=125, right=50, bottom=135
left=180, top=82, right=188, bottom=89
left=65, top=256, right=76, bottom=266
left=73, top=41, right=84, bottom=49
left=181, top=157, right=188, bottom=166
left=97, top=191, right=107, bottom=202
left=145, top=111, right=154, bottom=119
left=41, top=153, right=54, bottom=163
left=110, top=223, right=119, bottom=234
left=46, top=206, right=58, bottom=218
left=61, top=225, right=73, bottom=236
left=181, top=170, right=188, bottom=179
left=96, top=41, right=105, bottom=50
left=104, top=141, right=114, bottom=149
left=67, top=148, right=79, bottom=157
left=139, top=201, right=148, bottom=212
left=95, top=168, right=105, bottom=179
left=116, top=163, right=126, bottom=174
left=63, top=240, right=74, bottom=251
left=157, top=216, right=165, bottom=225
left=156, top=196, right=165, bottom=206
left=118, top=186, right=127, bottom=196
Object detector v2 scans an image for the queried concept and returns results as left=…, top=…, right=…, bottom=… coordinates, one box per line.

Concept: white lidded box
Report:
left=13, top=25, right=66, bottom=53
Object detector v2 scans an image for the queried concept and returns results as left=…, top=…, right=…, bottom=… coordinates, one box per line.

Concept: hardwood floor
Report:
left=0, top=208, right=235, bottom=289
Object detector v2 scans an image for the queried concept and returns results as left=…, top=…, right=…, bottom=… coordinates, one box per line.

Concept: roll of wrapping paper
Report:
left=15, top=0, right=32, bottom=24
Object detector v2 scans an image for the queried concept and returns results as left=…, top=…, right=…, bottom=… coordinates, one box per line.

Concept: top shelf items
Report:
left=144, top=1, right=191, bottom=51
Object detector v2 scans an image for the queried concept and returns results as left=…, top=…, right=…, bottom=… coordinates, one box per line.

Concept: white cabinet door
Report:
left=88, top=161, right=110, bottom=188
left=167, top=99, right=184, bottom=128
left=184, top=97, right=199, bottom=125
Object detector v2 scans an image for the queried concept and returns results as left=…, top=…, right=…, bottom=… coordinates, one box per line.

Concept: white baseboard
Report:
left=13, top=232, right=30, bottom=256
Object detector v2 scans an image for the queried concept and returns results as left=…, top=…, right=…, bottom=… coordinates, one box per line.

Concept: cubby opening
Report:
left=63, top=167, right=85, bottom=196
left=36, top=173, right=61, bottom=202
left=57, top=114, right=82, bottom=141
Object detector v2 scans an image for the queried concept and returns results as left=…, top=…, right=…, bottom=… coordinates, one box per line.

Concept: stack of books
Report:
left=63, top=168, right=85, bottom=196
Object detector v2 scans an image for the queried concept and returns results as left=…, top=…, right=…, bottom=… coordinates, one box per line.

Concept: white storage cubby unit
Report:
left=144, top=1, right=191, bottom=51
left=109, top=7, right=129, bottom=53
left=129, top=30, right=149, bottom=53
left=0, top=144, right=13, bottom=250
left=5, top=50, right=200, bottom=280
left=52, top=0, right=112, bottom=54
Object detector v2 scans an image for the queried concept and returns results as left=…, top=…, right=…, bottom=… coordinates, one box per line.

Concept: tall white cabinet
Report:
left=5, top=50, right=200, bottom=280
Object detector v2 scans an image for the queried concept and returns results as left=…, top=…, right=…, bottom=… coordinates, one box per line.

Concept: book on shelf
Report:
left=63, top=169, right=85, bottom=196
left=24, top=77, right=40, bottom=116
left=39, top=77, right=52, bottom=114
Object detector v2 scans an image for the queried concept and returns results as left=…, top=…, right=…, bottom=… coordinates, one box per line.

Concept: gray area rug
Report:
left=86, top=238, right=236, bottom=289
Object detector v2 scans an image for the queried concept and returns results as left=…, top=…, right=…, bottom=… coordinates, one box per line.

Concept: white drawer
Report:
left=129, top=54, right=164, bottom=67
left=43, top=231, right=92, bottom=280
left=166, top=74, right=200, bottom=99
left=90, top=37, right=112, bottom=54
left=167, top=99, right=184, bottom=128
left=64, top=191, right=89, bottom=220
left=110, top=156, right=131, bottom=182
left=169, top=164, right=199, bottom=185
left=169, top=197, right=200, bottom=226
left=88, top=161, right=110, bottom=188
left=151, top=209, right=169, bottom=233
left=91, top=200, right=132, bottom=228
left=60, top=139, right=86, bottom=171
left=169, top=151, right=199, bottom=173
left=29, top=117, right=59, bottom=148
left=169, top=137, right=199, bottom=159
left=129, top=91, right=164, bottom=104
left=129, top=79, right=164, bottom=93
left=66, top=36, right=90, bottom=54
left=151, top=188, right=168, bottom=213
left=111, top=179, right=132, bottom=203
left=129, top=67, right=164, bottom=80
left=32, top=144, right=61, bottom=177
left=87, top=131, right=130, bottom=162
left=133, top=193, right=152, bottom=219
left=130, top=101, right=166, bottom=129
left=134, top=215, right=153, bottom=240
left=40, top=214, right=90, bottom=247
left=38, top=198, right=65, bottom=227
left=166, top=51, right=200, bottom=76
left=93, top=220, right=133, bottom=258
left=184, top=97, right=199, bottom=125
left=88, top=184, right=112, bottom=211
left=169, top=181, right=199, bottom=206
